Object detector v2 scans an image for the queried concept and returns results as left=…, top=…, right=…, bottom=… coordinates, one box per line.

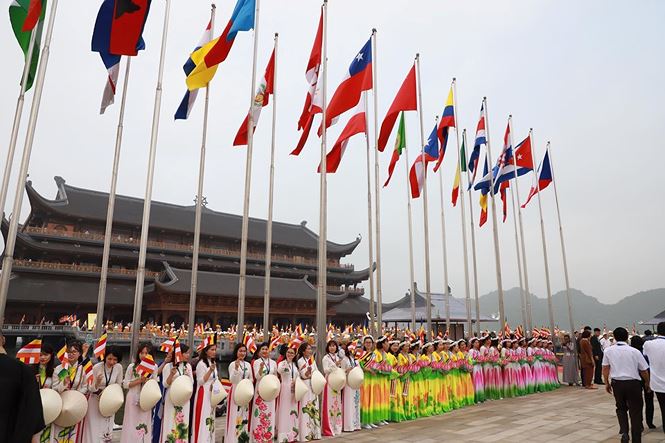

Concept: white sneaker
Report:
left=381, top=421, right=389, bottom=425
left=362, top=424, right=372, bottom=430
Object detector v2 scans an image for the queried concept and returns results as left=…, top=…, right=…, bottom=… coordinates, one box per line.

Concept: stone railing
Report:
left=13, top=259, right=160, bottom=279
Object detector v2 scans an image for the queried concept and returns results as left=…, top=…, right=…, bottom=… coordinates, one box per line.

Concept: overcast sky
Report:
left=1, top=0, right=663, bottom=306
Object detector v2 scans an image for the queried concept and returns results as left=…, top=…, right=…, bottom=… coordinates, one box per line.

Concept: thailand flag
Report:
left=409, top=124, right=439, bottom=198
left=322, top=37, right=373, bottom=131
left=175, top=19, right=214, bottom=120
left=522, top=149, right=552, bottom=208
left=318, top=97, right=366, bottom=173
left=492, top=125, right=534, bottom=194
left=467, top=103, right=486, bottom=189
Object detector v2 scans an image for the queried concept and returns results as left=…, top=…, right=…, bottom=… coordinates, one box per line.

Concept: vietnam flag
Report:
left=110, top=0, right=151, bottom=56
left=383, top=111, right=406, bottom=187
left=377, top=64, right=417, bottom=152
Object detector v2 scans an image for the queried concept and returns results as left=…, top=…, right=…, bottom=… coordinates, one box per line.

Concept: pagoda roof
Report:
left=642, top=308, right=665, bottom=326
left=26, top=177, right=361, bottom=255
left=333, top=292, right=403, bottom=316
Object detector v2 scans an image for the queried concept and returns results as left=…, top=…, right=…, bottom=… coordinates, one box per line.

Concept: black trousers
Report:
left=644, top=384, right=654, bottom=427
left=613, top=379, right=643, bottom=443
left=594, top=355, right=603, bottom=383
left=656, top=391, right=665, bottom=433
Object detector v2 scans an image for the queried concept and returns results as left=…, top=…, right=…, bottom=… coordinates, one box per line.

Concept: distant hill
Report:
left=467, top=287, right=665, bottom=331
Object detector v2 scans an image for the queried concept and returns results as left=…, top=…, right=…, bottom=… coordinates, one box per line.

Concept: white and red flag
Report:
left=318, top=97, right=366, bottom=173
left=16, top=338, right=42, bottom=364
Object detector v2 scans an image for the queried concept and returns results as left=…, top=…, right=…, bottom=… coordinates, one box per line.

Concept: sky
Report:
left=0, top=0, right=663, bottom=306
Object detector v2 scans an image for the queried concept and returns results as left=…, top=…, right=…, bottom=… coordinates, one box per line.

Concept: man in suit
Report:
left=592, top=327, right=604, bottom=384
left=0, top=331, right=45, bottom=443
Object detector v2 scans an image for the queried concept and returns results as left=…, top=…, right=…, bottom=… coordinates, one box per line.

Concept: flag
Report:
left=185, top=0, right=255, bottom=90
left=243, top=333, right=257, bottom=354
left=91, top=0, right=146, bottom=114
left=467, top=103, right=486, bottom=190
left=109, top=0, right=151, bottom=56
left=500, top=181, right=509, bottom=222
left=522, top=149, right=552, bottom=208
left=94, top=333, right=107, bottom=359
left=409, top=124, right=438, bottom=198
left=9, top=0, right=45, bottom=91
left=233, top=48, right=275, bottom=146
left=136, top=354, right=157, bottom=377
left=56, top=343, right=67, bottom=365
left=159, top=337, right=174, bottom=354
left=451, top=162, right=461, bottom=207
left=377, top=65, right=417, bottom=152
left=493, top=132, right=534, bottom=193
left=317, top=98, right=366, bottom=173
left=433, top=87, right=455, bottom=172
left=174, top=19, right=214, bottom=120
left=269, top=331, right=281, bottom=352
left=291, top=10, right=322, bottom=156
left=173, top=338, right=183, bottom=363
left=478, top=155, right=489, bottom=227
left=384, top=111, right=406, bottom=187
left=16, top=338, right=42, bottom=364
left=82, top=358, right=94, bottom=384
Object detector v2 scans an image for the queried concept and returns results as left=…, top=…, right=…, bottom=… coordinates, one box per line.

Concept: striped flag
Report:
left=384, top=112, right=406, bottom=187
left=82, top=358, right=94, bottom=384
left=159, top=337, right=174, bottom=354
left=243, top=333, right=257, bottom=354
left=94, top=333, right=107, bottom=359
left=56, top=343, right=69, bottom=380
left=173, top=338, right=183, bottom=364
left=175, top=18, right=214, bottom=120
left=136, top=354, right=157, bottom=377
left=16, top=338, right=42, bottom=364
left=9, top=0, right=45, bottom=91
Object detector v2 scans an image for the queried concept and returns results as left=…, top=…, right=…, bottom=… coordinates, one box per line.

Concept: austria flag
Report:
left=318, top=98, right=366, bottom=173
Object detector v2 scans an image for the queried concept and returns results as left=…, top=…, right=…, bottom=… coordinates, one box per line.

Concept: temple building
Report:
left=1, top=176, right=379, bottom=327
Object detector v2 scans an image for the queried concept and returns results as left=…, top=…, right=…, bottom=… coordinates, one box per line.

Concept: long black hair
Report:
left=134, top=342, right=152, bottom=366
left=105, top=346, right=123, bottom=363
left=296, top=342, right=310, bottom=362
left=199, top=344, right=216, bottom=368
left=68, top=340, right=84, bottom=364
left=253, top=342, right=270, bottom=361
left=35, top=343, right=55, bottom=378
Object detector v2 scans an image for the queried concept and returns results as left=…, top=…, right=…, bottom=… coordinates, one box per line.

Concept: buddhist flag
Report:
left=94, top=333, right=107, bottom=359
left=56, top=343, right=67, bottom=366
left=378, top=64, right=417, bottom=152
left=82, top=358, right=94, bottom=384
left=318, top=98, right=366, bottom=173
left=159, top=337, right=174, bottom=354
left=173, top=338, right=183, bottom=363
left=136, top=354, right=157, bottom=377
left=9, top=0, right=46, bottom=91
left=16, top=338, right=42, bottom=364
left=384, top=112, right=406, bottom=187
left=243, top=333, right=257, bottom=354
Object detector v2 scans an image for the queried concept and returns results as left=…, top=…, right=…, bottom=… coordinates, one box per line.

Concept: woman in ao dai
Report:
left=276, top=345, right=300, bottom=442
left=341, top=342, right=361, bottom=432
left=297, top=343, right=321, bottom=442
left=250, top=342, right=278, bottom=443
left=159, top=344, right=193, bottom=443
left=226, top=343, right=253, bottom=443
left=192, top=343, right=218, bottom=443
left=120, top=343, right=155, bottom=443
left=52, top=341, right=89, bottom=443
left=82, top=347, right=123, bottom=443
left=32, top=344, right=55, bottom=443
left=321, top=340, right=343, bottom=436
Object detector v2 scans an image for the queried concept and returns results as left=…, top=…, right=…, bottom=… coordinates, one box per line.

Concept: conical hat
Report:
left=99, top=384, right=124, bottom=417
left=210, top=379, right=227, bottom=407
left=258, top=374, right=280, bottom=402
left=311, top=370, right=326, bottom=395
left=139, top=379, right=162, bottom=412
left=347, top=366, right=364, bottom=389
left=294, top=377, right=308, bottom=402
left=39, top=388, right=62, bottom=426
left=328, top=367, right=346, bottom=391
left=54, top=390, right=88, bottom=427
left=169, top=375, right=194, bottom=407
left=233, top=378, right=254, bottom=407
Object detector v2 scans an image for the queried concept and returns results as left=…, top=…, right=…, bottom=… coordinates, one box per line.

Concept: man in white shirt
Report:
left=602, top=327, right=650, bottom=443
left=643, top=322, right=665, bottom=435
left=600, top=333, right=612, bottom=351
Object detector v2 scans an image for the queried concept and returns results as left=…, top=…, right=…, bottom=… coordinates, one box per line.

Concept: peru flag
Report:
left=318, top=98, right=366, bottom=173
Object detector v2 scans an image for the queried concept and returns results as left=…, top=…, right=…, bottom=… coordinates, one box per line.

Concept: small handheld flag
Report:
left=173, top=338, right=183, bottom=364
left=94, top=333, right=107, bottom=359
left=136, top=354, right=157, bottom=377
left=159, top=337, right=174, bottom=354
left=82, top=358, right=94, bottom=384
left=16, top=338, right=42, bottom=364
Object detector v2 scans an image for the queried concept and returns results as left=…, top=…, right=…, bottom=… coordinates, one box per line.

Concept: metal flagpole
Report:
left=371, top=29, right=384, bottom=335
left=129, top=0, right=171, bottom=357
left=315, top=0, right=329, bottom=363
left=0, top=28, right=38, bottom=218
left=506, top=116, right=527, bottom=330
left=433, top=115, right=451, bottom=336
left=187, top=3, right=216, bottom=348
left=362, top=92, right=376, bottom=337
left=402, top=114, right=417, bottom=332
left=262, top=33, right=278, bottom=338
left=94, top=56, right=132, bottom=337
left=530, top=130, right=555, bottom=342
left=482, top=97, right=506, bottom=331
left=463, top=129, right=482, bottom=335
left=547, top=141, right=572, bottom=337
left=0, top=0, right=59, bottom=326
left=415, top=54, right=433, bottom=336
left=236, top=0, right=261, bottom=341
left=452, top=79, right=472, bottom=337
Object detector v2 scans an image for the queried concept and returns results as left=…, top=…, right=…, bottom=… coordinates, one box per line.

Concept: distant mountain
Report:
left=467, top=287, right=665, bottom=331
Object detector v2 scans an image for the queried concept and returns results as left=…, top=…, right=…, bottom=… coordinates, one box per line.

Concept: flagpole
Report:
left=362, top=91, right=377, bottom=337
left=315, top=0, right=329, bottom=364
left=452, top=79, right=472, bottom=337
left=262, top=32, right=278, bottom=337
left=403, top=116, right=417, bottom=332
left=433, top=115, right=451, bottom=336
left=187, top=4, right=216, bottom=348
left=370, top=29, right=384, bottom=335
left=547, top=141, right=572, bottom=339
left=529, top=130, right=554, bottom=342
left=482, top=97, right=506, bottom=331
left=463, top=129, right=482, bottom=335
left=0, top=27, right=39, bottom=219
left=129, top=0, right=171, bottom=357
left=236, top=0, right=261, bottom=342
left=506, top=117, right=527, bottom=330
left=415, top=54, right=432, bottom=336
left=0, top=0, right=59, bottom=327
left=94, top=56, right=132, bottom=338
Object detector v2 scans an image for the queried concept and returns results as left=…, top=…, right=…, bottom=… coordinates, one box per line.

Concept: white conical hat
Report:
left=54, top=390, right=88, bottom=427
left=311, top=370, right=326, bottom=395
left=99, top=384, right=124, bottom=417
left=169, top=375, right=194, bottom=407
left=39, top=388, right=62, bottom=426
left=328, top=367, right=346, bottom=391
left=139, top=379, right=162, bottom=412
left=233, top=379, right=254, bottom=407
left=258, top=374, right=280, bottom=402
left=210, top=379, right=227, bottom=407
left=347, top=366, right=364, bottom=389
left=294, top=377, right=308, bottom=402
